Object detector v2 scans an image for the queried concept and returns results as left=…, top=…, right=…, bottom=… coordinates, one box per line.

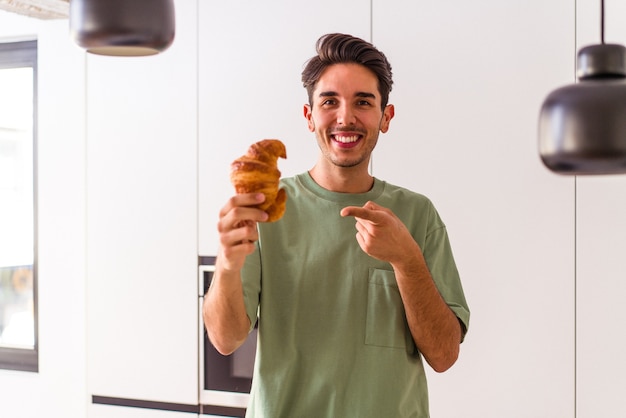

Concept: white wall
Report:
left=1, top=0, right=625, bottom=417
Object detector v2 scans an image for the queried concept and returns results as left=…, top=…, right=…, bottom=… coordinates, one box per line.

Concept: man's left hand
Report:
left=340, top=201, right=418, bottom=264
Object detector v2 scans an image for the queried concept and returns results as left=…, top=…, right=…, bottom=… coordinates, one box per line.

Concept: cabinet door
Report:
left=575, top=0, right=626, bottom=416
left=197, top=0, right=371, bottom=256
left=373, top=0, right=576, bottom=416
left=577, top=177, right=626, bottom=417
left=86, top=0, right=199, bottom=405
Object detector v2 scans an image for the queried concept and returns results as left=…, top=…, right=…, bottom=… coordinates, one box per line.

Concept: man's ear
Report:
left=380, top=104, right=395, bottom=133
left=304, top=104, right=315, bottom=132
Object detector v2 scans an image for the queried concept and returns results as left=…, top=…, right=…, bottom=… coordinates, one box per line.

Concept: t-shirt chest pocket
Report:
left=365, top=268, right=413, bottom=350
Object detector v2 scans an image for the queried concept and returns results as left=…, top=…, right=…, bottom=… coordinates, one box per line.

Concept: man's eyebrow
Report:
left=317, top=91, right=377, bottom=99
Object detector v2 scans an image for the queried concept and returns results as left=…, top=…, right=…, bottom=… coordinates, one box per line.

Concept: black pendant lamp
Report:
left=69, top=0, right=176, bottom=57
left=538, top=0, right=626, bottom=174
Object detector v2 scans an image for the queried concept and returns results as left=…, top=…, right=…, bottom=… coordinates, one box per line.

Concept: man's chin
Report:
left=330, top=158, right=367, bottom=169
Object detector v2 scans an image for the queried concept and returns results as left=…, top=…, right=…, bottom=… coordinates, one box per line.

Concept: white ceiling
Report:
left=0, top=0, right=68, bottom=19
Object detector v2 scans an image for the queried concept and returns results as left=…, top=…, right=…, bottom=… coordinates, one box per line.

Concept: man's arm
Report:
left=390, top=245, right=462, bottom=372
left=341, top=201, right=462, bottom=372
left=203, top=262, right=251, bottom=355
left=203, top=193, right=267, bottom=355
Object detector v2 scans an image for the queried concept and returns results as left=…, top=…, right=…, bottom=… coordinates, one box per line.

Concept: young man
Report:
left=204, top=33, right=470, bottom=418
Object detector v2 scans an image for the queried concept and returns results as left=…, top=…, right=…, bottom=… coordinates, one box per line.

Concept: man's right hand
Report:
left=216, top=192, right=268, bottom=272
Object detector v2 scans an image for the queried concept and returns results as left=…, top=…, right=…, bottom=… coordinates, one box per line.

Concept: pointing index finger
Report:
left=340, top=203, right=380, bottom=222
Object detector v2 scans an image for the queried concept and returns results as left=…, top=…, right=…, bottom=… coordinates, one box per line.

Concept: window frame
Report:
left=0, top=39, right=38, bottom=373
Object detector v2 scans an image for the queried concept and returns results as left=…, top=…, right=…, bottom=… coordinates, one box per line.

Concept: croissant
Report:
left=230, top=139, right=287, bottom=222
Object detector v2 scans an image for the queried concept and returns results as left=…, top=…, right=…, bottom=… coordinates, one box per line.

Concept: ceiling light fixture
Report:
left=69, top=0, right=176, bottom=57
left=538, top=0, right=626, bottom=174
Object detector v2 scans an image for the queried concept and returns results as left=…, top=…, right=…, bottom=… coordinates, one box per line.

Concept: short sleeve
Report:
left=423, top=212, right=470, bottom=340
left=240, top=243, right=262, bottom=332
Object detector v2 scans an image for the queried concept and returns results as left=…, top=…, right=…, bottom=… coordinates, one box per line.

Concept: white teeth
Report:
left=335, top=135, right=359, bottom=143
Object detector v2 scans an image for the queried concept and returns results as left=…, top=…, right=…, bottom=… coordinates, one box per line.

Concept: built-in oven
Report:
left=198, top=256, right=257, bottom=417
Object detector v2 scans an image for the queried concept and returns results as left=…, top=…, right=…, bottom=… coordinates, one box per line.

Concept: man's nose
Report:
left=337, top=104, right=356, bottom=125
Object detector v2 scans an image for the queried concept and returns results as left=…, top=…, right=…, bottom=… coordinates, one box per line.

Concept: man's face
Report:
left=304, top=63, right=394, bottom=170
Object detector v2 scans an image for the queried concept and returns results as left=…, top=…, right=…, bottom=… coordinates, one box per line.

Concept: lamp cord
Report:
left=601, top=0, right=605, bottom=44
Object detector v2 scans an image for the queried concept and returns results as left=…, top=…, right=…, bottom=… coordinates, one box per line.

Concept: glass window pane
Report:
left=0, top=41, right=37, bottom=370
left=0, top=67, right=34, bottom=349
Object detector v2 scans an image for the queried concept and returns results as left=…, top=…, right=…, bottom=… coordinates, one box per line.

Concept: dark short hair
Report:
left=301, top=33, right=393, bottom=110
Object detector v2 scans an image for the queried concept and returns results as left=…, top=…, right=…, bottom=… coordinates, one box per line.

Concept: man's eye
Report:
left=322, top=99, right=336, bottom=106
left=357, top=100, right=372, bottom=106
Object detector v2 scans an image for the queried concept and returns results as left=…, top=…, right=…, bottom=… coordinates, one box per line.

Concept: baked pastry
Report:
left=230, top=139, right=287, bottom=222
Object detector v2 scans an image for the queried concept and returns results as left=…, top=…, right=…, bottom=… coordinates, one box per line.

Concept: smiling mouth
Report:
left=332, top=134, right=361, bottom=144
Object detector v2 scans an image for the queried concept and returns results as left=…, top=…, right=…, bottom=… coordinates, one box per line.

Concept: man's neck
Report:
left=308, top=164, right=374, bottom=193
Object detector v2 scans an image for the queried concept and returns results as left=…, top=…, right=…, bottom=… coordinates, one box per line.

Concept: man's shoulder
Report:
left=378, top=179, right=433, bottom=206
left=279, top=172, right=304, bottom=186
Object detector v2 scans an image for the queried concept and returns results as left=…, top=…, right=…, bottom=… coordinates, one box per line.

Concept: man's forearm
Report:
left=392, top=249, right=462, bottom=373
left=203, top=266, right=251, bottom=355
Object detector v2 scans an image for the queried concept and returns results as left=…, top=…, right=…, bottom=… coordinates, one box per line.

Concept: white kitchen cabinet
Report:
left=575, top=0, right=626, bottom=416
left=373, top=0, right=576, bottom=416
left=86, top=0, right=200, bottom=406
left=197, top=0, right=371, bottom=256
left=576, top=177, right=626, bottom=417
